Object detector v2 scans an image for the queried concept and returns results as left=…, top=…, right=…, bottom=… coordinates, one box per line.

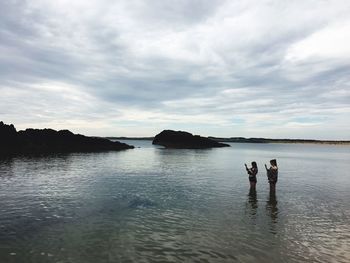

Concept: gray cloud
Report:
left=1, top=0, right=350, bottom=139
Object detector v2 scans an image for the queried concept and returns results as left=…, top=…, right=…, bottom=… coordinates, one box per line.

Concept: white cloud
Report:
left=285, top=20, right=350, bottom=62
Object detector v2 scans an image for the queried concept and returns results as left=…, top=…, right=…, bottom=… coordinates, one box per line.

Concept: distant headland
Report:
left=208, top=137, right=350, bottom=145
left=0, top=121, right=134, bottom=156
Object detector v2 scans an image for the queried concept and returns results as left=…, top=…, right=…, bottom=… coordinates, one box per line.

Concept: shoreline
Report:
left=107, top=137, right=350, bottom=145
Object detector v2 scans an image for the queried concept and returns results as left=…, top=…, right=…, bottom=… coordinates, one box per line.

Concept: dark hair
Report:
left=270, top=159, right=277, bottom=166
left=251, top=161, right=257, bottom=168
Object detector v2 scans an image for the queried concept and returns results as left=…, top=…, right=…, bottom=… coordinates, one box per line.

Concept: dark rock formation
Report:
left=152, top=130, right=230, bottom=149
left=0, top=121, right=20, bottom=155
left=0, top=121, right=134, bottom=156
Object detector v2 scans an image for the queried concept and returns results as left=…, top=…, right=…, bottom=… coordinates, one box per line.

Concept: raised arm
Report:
left=245, top=163, right=248, bottom=172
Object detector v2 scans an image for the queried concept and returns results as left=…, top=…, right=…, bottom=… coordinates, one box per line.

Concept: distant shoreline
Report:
left=107, top=137, right=154, bottom=141
left=107, top=137, right=350, bottom=145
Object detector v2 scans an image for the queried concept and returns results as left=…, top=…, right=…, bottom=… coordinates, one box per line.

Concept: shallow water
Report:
left=1, top=141, right=349, bottom=262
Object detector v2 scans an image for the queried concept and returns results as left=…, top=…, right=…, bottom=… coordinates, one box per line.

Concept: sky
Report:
left=1, top=0, right=350, bottom=139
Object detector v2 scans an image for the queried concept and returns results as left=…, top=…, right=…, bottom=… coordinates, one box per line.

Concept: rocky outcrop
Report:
left=0, top=121, right=20, bottom=155
left=152, top=130, right=230, bottom=149
left=0, top=121, right=134, bottom=156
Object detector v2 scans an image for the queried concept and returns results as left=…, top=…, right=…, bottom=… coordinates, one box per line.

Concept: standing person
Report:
left=245, top=161, right=258, bottom=189
left=265, top=159, right=278, bottom=192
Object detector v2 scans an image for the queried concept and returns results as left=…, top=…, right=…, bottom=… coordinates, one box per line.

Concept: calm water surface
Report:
left=1, top=141, right=350, bottom=262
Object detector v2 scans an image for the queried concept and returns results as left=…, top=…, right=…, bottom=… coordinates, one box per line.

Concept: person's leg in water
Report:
left=269, top=182, right=276, bottom=193
left=250, top=178, right=257, bottom=189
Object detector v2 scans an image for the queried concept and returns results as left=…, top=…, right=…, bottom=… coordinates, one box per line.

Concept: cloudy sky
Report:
left=1, top=0, right=350, bottom=139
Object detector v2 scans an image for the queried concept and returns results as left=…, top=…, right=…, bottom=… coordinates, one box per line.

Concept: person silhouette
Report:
left=265, top=159, right=278, bottom=192
left=245, top=161, right=258, bottom=189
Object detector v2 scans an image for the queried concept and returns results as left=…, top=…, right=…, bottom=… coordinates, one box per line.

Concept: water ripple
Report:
left=1, top=144, right=350, bottom=262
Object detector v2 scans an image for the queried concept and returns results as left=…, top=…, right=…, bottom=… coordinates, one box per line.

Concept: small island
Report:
left=0, top=121, right=134, bottom=156
left=152, top=130, right=230, bottom=149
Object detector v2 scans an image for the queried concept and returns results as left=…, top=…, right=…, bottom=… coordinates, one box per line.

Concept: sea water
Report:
left=0, top=141, right=349, bottom=262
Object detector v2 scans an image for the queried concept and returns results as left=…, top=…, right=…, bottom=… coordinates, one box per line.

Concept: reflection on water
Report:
left=266, top=191, right=278, bottom=234
left=247, top=188, right=258, bottom=219
left=0, top=142, right=350, bottom=262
